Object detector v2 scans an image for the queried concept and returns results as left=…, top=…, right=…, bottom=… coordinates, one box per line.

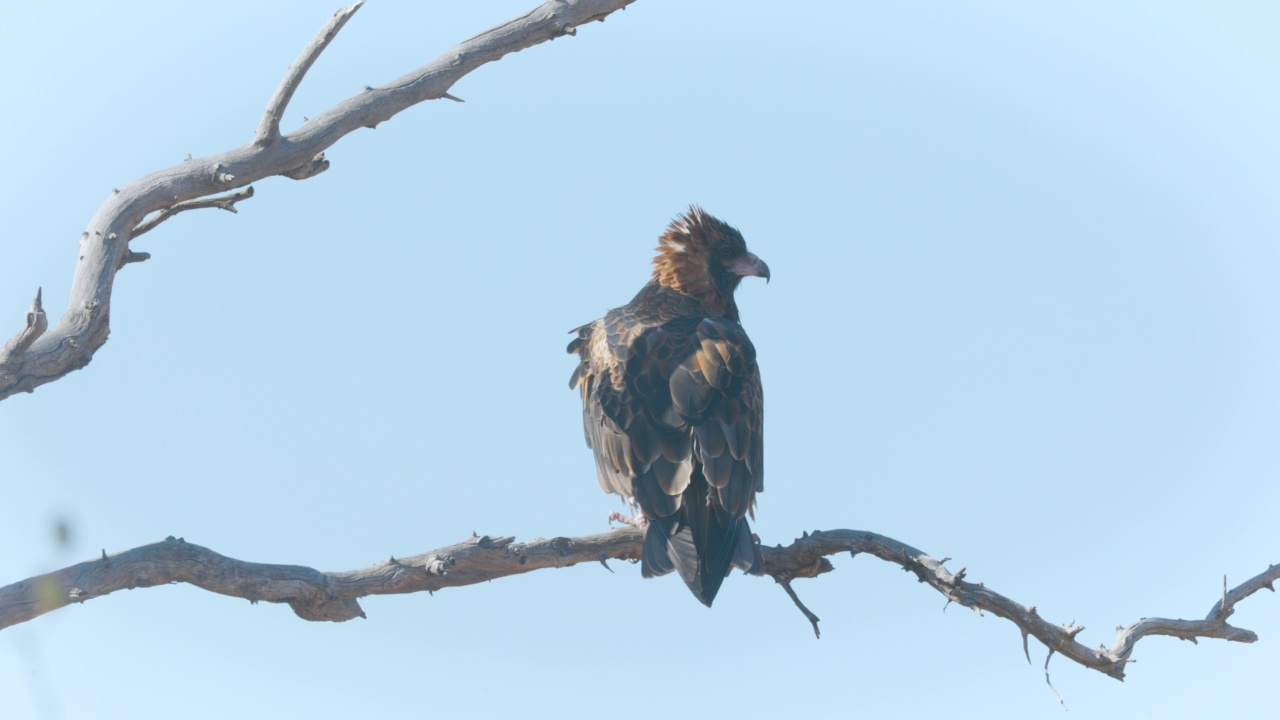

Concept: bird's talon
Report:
left=608, top=510, right=648, bottom=529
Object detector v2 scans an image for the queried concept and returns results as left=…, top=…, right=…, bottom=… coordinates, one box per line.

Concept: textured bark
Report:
left=1, top=529, right=1273, bottom=682
left=0, top=0, right=635, bottom=401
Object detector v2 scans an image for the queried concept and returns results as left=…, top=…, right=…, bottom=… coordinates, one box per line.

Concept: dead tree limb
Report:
left=0, top=0, right=635, bottom=401
left=129, top=188, right=257, bottom=241
left=1, top=528, right=1273, bottom=682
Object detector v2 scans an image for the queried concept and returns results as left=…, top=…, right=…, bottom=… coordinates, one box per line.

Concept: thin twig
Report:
left=130, top=187, right=256, bottom=239
left=778, top=578, right=821, bottom=638
left=1044, top=649, right=1068, bottom=710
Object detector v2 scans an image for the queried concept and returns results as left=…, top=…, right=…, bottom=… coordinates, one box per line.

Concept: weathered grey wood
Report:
left=0, top=289, right=47, bottom=371
left=0, top=0, right=635, bottom=401
left=766, top=530, right=1276, bottom=681
left=255, top=2, right=365, bottom=147
left=129, top=188, right=256, bottom=241
left=2, top=528, right=1273, bottom=682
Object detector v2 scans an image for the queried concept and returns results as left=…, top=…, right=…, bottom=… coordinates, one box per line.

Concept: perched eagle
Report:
left=568, top=206, right=768, bottom=606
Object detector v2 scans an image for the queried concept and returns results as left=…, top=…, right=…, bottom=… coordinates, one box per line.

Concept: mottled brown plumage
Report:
left=568, top=206, right=768, bottom=606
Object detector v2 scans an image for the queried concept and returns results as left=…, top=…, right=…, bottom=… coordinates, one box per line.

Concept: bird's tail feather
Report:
left=639, top=475, right=763, bottom=607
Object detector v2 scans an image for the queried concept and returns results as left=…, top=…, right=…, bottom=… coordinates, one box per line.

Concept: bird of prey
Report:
left=568, top=206, right=768, bottom=606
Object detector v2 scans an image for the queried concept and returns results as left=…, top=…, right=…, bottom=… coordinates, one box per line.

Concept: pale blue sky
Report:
left=2, top=1, right=1278, bottom=718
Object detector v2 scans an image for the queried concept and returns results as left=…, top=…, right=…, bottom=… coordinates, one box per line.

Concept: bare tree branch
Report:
left=2, top=528, right=1273, bottom=682
left=255, top=1, right=366, bottom=147
left=0, top=0, right=635, bottom=402
left=777, top=578, right=822, bottom=639
left=130, top=187, right=256, bottom=240
left=765, top=530, right=1276, bottom=680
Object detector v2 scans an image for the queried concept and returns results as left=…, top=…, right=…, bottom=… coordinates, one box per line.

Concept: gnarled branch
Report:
left=2, top=527, right=1272, bottom=683
left=764, top=530, right=1276, bottom=680
left=0, top=0, right=635, bottom=402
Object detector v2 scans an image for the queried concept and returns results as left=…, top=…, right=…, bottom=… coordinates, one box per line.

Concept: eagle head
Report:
left=651, top=206, right=769, bottom=319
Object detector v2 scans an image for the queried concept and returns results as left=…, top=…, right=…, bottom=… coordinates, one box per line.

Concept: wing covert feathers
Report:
left=569, top=210, right=765, bottom=606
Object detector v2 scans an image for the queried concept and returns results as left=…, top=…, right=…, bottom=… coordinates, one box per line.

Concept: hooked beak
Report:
left=726, top=252, right=771, bottom=283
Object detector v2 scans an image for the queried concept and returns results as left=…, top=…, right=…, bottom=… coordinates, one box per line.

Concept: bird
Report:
left=568, top=206, right=768, bottom=606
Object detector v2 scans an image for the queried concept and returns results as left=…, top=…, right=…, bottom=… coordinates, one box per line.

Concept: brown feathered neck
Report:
left=651, top=206, right=755, bottom=321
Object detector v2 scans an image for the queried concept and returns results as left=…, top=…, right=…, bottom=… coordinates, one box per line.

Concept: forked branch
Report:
left=255, top=2, right=366, bottom=146
left=0, top=0, right=635, bottom=401
left=130, top=187, right=257, bottom=239
left=1, top=527, right=1272, bottom=682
